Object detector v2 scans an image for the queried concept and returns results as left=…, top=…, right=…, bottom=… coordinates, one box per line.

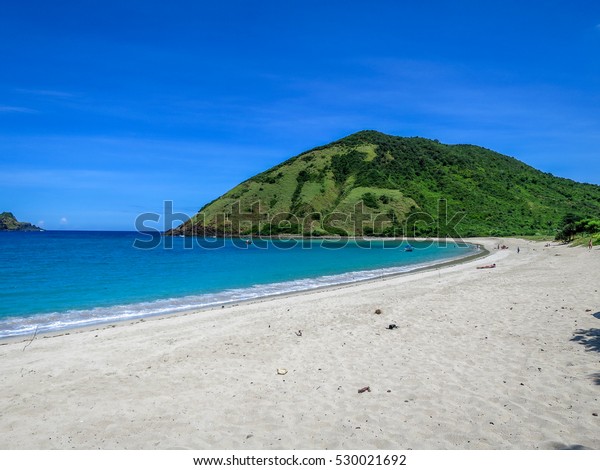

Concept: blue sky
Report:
left=1, top=1, right=599, bottom=230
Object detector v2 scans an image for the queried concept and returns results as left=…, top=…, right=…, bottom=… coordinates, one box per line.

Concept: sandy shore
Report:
left=0, top=238, right=598, bottom=450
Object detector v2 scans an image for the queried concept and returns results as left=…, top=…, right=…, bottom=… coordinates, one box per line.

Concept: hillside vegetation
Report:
left=169, top=131, right=600, bottom=238
left=555, top=214, right=600, bottom=245
left=0, top=212, right=42, bottom=231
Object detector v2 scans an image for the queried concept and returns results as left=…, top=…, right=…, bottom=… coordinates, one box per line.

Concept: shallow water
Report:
left=0, top=231, right=477, bottom=337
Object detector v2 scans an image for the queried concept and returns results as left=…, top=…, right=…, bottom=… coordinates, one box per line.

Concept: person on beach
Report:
left=477, top=263, right=496, bottom=269
left=589, top=238, right=593, bottom=250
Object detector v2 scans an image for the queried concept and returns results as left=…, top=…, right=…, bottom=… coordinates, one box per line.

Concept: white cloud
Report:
left=15, top=88, right=76, bottom=99
left=37, top=220, right=45, bottom=227
left=0, top=105, right=36, bottom=113
left=59, top=217, right=68, bottom=225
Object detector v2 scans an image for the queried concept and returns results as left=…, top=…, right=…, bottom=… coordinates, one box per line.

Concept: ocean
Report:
left=0, top=231, right=478, bottom=338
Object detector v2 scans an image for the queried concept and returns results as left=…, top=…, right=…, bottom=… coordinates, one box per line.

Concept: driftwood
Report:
left=22, top=325, right=39, bottom=351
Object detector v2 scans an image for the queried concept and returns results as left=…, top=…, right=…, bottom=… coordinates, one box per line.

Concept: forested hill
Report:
left=0, top=212, right=42, bottom=231
left=169, top=131, right=600, bottom=237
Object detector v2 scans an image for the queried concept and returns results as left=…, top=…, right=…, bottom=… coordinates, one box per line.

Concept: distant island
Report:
left=167, top=130, right=600, bottom=238
left=0, top=212, right=42, bottom=231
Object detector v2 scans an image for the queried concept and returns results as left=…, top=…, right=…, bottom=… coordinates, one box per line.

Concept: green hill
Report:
left=0, top=212, right=42, bottom=231
left=168, top=131, right=600, bottom=238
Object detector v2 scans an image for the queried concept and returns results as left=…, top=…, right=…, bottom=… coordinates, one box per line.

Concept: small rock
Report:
left=277, top=368, right=288, bottom=375
left=593, top=413, right=598, bottom=417
left=375, top=309, right=382, bottom=315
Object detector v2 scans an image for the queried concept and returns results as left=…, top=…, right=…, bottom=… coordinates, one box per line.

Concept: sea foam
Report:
left=0, top=257, right=459, bottom=338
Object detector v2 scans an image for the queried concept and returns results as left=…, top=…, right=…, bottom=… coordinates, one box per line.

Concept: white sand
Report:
left=0, top=238, right=598, bottom=450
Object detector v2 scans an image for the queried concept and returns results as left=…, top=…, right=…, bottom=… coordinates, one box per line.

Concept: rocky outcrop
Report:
left=0, top=212, right=42, bottom=231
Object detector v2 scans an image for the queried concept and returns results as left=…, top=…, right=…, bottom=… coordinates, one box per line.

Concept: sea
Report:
left=0, top=231, right=478, bottom=339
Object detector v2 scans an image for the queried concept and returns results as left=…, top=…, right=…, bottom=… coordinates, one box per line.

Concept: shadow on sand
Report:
left=571, top=327, right=600, bottom=353
left=571, top=325, right=600, bottom=386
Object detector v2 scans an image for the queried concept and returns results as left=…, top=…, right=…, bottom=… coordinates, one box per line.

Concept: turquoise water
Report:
left=0, top=231, right=477, bottom=338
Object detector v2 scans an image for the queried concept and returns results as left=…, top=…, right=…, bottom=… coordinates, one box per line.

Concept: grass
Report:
left=177, top=131, right=600, bottom=237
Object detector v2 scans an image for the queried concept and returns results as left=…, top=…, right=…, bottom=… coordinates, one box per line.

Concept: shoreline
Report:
left=2, top=237, right=598, bottom=449
left=0, top=239, right=488, bottom=345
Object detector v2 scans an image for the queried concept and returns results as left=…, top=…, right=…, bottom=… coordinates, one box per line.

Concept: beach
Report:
left=0, top=238, right=598, bottom=450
